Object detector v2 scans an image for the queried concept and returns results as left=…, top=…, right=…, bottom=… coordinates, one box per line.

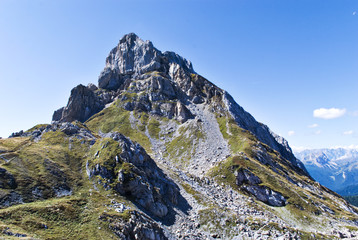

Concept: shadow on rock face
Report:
left=87, top=131, right=191, bottom=226
left=131, top=187, right=191, bottom=226
left=235, top=168, right=287, bottom=207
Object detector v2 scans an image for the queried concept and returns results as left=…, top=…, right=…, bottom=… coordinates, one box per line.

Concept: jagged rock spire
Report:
left=98, top=33, right=194, bottom=90
left=104, top=33, right=162, bottom=74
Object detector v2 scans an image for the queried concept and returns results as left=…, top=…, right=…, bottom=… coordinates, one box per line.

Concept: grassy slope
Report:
left=86, top=100, right=358, bottom=234
left=85, top=99, right=153, bottom=152
left=0, top=94, right=357, bottom=238
left=164, top=122, right=204, bottom=168
left=0, top=130, right=134, bottom=239
left=210, top=115, right=358, bottom=230
left=0, top=99, right=170, bottom=238
left=0, top=131, right=85, bottom=201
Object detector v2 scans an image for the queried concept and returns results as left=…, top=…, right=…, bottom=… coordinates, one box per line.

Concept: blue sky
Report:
left=0, top=0, right=357, bottom=149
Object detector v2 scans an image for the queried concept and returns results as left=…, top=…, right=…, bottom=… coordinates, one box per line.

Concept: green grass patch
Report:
left=148, top=117, right=161, bottom=139
left=86, top=102, right=151, bottom=151
left=164, top=124, right=205, bottom=166
left=216, top=116, right=253, bottom=153
left=88, top=138, right=122, bottom=171
left=1, top=130, right=91, bottom=202
left=0, top=193, right=126, bottom=239
left=0, top=137, right=31, bottom=152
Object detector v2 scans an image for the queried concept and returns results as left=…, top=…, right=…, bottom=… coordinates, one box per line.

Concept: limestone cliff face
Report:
left=87, top=132, right=181, bottom=218
left=53, top=84, right=103, bottom=122
left=53, top=33, right=306, bottom=176
left=97, top=33, right=194, bottom=91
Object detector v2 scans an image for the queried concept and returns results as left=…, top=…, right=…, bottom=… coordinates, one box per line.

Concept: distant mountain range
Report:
left=295, top=148, right=358, bottom=196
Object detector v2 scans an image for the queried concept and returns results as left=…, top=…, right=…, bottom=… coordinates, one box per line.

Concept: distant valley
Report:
left=295, top=148, right=358, bottom=197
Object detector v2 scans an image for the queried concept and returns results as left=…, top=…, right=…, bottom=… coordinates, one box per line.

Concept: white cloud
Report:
left=343, top=130, right=354, bottom=135
left=288, top=130, right=295, bottom=136
left=314, top=130, right=322, bottom=135
left=308, top=123, right=318, bottom=128
left=313, top=108, right=346, bottom=119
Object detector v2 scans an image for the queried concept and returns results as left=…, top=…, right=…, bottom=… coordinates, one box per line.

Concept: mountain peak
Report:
left=98, top=33, right=194, bottom=91
left=53, top=33, right=306, bottom=176
left=119, top=32, right=140, bottom=44
left=102, top=33, right=161, bottom=77
left=4, top=33, right=358, bottom=239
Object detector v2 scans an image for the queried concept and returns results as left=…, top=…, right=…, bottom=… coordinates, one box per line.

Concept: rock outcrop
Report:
left=53, top=84, right=106, bottom=122
left=98, top=33, right=194, bottom=92
left=87, top=132, right=180, bottom=218
left=100, top=210, right=167, bottom=240
left=9, top=121, right=96, bottom=141
left=235, top=168, right=287, bottom=207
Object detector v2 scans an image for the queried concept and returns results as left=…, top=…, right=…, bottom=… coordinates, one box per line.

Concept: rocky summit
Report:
left=1, top=33, right=358, bottom=239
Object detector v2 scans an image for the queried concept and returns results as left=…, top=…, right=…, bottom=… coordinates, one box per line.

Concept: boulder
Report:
left=235, top=168, right=262, bottom=186
left=100, top=210, right=167, bottom=240
left=243, top=185, right=287, bottom=207
left=9, top=130, right=24, bottom=138
left=175, top=101, right=194, bottom=123
left=235, top=168, right=286, bottom=207
left=59, top=122, right=80, bottom=135
left=0, top=191, right=23, bottom=208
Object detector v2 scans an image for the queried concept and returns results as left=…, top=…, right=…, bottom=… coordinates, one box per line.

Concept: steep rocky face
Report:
left=53, top=84, right=117, bottom=123
left=100, top=210, right=167, bottom=240
left=1, top=33, right=358, bottom=239
left=87, top=132, right=181, bottom=218
left=53, top=84, right=102, bottom=122
left=104, top=33, right=162, bottom=75
left=54, top=33, right=306, bottom=177
left=97, top=33, right=194, bottom=92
